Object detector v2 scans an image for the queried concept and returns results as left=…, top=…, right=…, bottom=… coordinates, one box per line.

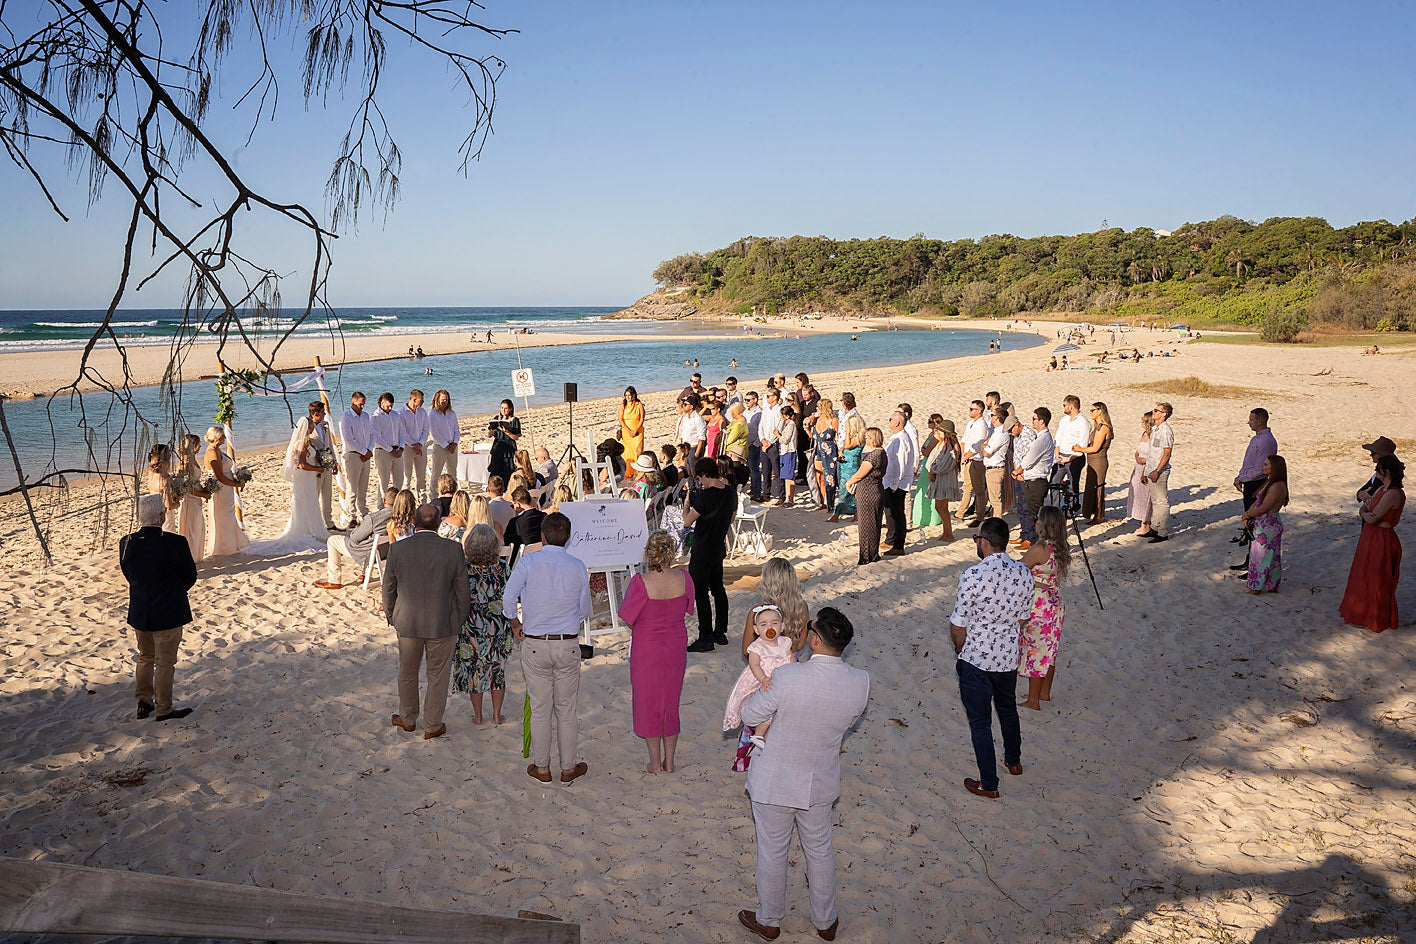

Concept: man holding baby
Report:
left=737, top=607, right=870, bottom=941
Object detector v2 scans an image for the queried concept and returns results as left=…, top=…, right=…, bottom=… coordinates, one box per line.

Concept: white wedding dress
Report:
left=243, top=417, right=332, bottom=555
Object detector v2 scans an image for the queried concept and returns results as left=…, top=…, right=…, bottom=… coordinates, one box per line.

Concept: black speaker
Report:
left=564, top=382, right=578, bottom=403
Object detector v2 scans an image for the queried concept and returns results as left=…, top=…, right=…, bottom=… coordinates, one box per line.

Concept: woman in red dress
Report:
left=1340, top=454, right=1405, bottom=632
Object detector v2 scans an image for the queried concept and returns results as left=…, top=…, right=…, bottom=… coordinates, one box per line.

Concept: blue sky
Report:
left=3, top=0, right=1414, bottom=309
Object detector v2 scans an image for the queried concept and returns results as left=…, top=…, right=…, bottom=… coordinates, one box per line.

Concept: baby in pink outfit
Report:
left=723, top=605, right=796, bottom=745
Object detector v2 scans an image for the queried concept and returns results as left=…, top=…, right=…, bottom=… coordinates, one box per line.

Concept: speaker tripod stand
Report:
left=556, top=382, right=587, bottom=475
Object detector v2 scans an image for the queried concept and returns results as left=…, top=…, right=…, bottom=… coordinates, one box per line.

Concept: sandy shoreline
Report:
left=0, top=313, right=885, bottom=397
left=2, top=325, right=1412, bottom=943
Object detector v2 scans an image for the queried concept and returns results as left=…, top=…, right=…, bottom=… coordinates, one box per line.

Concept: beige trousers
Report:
left=985, top=467, right=1007, bottom=519
left=958, top=460, right=985, bottom=520
left=520, top=636, right=582, bottom=771
left=396, top=635, right=455, bottom=731
left=327, top=533, right=355, bottom=583
left=403, top=445, right=428, bottom=501
left=134, top=627, right=183, bottom=715
left=1148, top=468, right=1172, bottom=533
left=375, top=448, right=403, bottom=494
left=429, top=444, right=457, bottom=488
left=344, top=451, right=372, bottom=516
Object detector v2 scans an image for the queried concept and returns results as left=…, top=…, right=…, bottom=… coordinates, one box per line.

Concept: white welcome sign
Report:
left=558, top=499, right=648, bottom=568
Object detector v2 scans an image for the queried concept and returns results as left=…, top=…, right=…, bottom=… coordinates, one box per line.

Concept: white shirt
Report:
left=963, top=416, right=990, bottom=460
left=502, top=544, right=592, bottom=637
left=340, top=407, right=374, bottom=455
left=758, top=403, right=783, bottom=446
left=428, top=408, right=460, bottom=449
left=882, top=429, right=917, bottom=491
left=982, top=423, right=1011, bottom=468
left=400, top=404, right=430, bottom=448
left=746, top=405, right=763, bottom=438
left=902, top=421, right=921, bottom=466
left=370, top=406, right=403, bottom=452
left=1020, top=429, right=1055, bottom=480
left=1146, top=421, right=1174, bottom=474
left=1055, top=412, right=1093, bottom=459
left=950, top=552, right=1034, bottom=672
left=677, top=411, right=706, bottom=448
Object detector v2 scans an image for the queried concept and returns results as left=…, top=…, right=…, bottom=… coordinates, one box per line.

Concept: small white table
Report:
left=457, top=448, right=492, bottom=487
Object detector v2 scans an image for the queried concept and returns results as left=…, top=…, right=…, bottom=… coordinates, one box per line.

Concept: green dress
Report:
left=912, top=434, right=943, bottom=528
left=452, top=561, right=515, bottom=693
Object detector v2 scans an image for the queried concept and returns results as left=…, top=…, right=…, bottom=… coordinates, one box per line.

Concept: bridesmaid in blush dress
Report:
left=620, top=530, right=694, bottom=773
left=176, top=433, right=210, bottom=562
left=204, top=425, right=249, bottom=556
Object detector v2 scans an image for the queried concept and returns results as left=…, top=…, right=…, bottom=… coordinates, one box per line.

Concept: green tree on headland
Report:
left=654, top=216, right=1416, bottom=332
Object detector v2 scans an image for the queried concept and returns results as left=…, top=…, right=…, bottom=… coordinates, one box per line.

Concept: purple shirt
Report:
left=1239, top=428, right=1278, bottom=482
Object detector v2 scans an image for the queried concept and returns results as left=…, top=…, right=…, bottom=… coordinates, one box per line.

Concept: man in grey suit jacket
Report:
left=382, top=503, right=470, bottom=739
left=317, top=487, right=396, bottom=589
left=738, top=607, right=870, bottom=942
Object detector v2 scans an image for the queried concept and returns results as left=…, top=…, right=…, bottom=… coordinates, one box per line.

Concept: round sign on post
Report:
left=512, top=368, right=535, bottom=397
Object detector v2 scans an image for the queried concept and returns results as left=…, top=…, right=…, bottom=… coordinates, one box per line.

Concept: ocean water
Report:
left=0, top=306, right=625, bottom=352
left=0, top=311, right=1039, bottom=487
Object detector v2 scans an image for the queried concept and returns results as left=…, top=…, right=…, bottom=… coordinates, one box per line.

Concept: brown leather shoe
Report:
left=737, top=910, right=780, bottom=941
left=965, top=778, right=1000, bottom=798
left=1006, top=763, right=1023, bottom=776
left=314, top=580, right=342, bottom=590
left=423, top=723, right=447, bottom=740
left=817, top=917, right=840, bottom=940
left=884, top=547, right=905, bottom=556
left=560, top=762, right=589, bottom=784
left=390, top=714, right=415, bottom=732
left=526, top=764, right=552, bottom=783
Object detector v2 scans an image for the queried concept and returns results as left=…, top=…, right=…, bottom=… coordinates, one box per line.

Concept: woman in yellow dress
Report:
left=619, top=386, right=645, bottom=465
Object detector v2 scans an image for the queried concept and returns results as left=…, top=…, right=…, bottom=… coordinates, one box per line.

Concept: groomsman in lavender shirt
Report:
left=1229, top=408, right=1277, bottom=569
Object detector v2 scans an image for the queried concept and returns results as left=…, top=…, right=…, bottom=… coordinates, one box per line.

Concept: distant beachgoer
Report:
left=730, top=359, right=739, bottom=368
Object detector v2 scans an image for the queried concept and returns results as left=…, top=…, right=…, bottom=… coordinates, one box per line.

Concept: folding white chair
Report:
left=362, top=534, right=391, bottom=589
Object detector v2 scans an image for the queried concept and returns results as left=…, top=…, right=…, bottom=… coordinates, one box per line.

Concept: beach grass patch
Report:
left=1125, top=376, right=1266, bottom=400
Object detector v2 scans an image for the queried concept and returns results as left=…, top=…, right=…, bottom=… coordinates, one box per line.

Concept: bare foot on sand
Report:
left=1019, top=699, right=1042, bottom=710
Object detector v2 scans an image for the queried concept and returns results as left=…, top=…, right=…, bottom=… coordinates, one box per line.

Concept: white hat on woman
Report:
left=631, top=455, right=658, bottom=473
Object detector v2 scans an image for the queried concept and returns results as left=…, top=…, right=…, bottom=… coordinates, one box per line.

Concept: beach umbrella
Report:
left=1108, top=321, right=1128, bottom=326
left=1168, top=323, right=1188, bottom=329
left=1054, top=343, right=1082, bottom=353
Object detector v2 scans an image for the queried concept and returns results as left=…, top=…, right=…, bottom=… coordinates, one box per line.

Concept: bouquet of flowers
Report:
left=201, top=473, right=222, bottom=494
left=232, top=465, right=254, bottom=485
left=166, top=469, right=193, bottom=502
left=313, top=446, right=339, bottom=471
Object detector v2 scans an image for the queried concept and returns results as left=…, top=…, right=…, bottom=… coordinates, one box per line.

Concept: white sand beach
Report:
left=1, top=331, right=1413, bottom=942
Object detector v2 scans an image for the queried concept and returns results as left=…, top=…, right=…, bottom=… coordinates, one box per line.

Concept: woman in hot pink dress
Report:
left=1019, top=506, right=1072, bottom=710
left=620, top=531, right=694, bottom=773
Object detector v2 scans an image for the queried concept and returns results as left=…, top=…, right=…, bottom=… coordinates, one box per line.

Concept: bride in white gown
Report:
left=244, top=401, right=334, bottom=555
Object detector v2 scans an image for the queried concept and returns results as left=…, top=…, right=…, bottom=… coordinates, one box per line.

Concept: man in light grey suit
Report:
left=317, top=487, right=396, bottom=589
left=382, top=503, right=470, bottom=740
left=738, top=607, right=870, bottom=942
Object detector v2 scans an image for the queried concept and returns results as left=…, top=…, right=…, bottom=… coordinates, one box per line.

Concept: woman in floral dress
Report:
left=1019, top=506, right=1071, bottom=710
left=452, top=524, right=514, bottom=724
left=1242, top=456, right=1288, bottom=594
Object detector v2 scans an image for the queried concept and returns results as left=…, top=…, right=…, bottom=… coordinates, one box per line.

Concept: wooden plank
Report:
left=0, top=858, right=578, bottom=944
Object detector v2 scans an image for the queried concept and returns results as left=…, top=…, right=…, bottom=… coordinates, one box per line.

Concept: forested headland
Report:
left=651, top=216, right=1416, bottom=340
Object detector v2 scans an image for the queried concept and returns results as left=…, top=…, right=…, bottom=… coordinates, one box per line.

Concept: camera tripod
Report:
left=1045, top=472, right=1104, bottom=610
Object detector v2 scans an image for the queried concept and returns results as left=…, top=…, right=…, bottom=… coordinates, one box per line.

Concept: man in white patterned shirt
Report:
left=950, top=516, right=1034, bottom=798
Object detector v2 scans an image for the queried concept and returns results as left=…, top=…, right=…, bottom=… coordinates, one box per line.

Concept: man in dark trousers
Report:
left=382, top=502, right=471, bottom=740
left=119, top=494, right=198, bottom=721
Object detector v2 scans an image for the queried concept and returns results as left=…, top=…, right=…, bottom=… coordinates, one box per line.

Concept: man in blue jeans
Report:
left=949, top=516, right=1035, bottom=798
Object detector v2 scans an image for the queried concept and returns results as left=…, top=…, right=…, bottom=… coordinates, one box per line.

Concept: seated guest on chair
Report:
left=319, top=487, right=397, bottom=589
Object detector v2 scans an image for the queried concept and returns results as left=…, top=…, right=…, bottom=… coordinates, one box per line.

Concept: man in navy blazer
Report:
left=738, top=607, right=870, bottom=942
left=118, top=494, right=198, bottom=721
